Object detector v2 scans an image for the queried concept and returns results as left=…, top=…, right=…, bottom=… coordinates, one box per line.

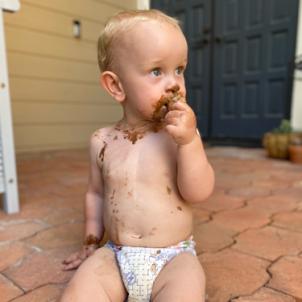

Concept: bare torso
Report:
left=96, top=125, right=193, bottom=248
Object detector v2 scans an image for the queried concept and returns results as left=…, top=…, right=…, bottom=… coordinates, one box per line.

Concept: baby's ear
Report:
left=100, top=71, right=125, bottom=103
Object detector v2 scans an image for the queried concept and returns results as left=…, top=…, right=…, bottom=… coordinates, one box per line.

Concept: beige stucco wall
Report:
left=3, top=0, right=137, bottom=153
left=291, top=2, right=302, bottom=131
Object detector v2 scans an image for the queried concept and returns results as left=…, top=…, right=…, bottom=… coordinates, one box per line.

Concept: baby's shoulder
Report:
left=91, top=123, right=118, bottom=139
left=90, top=125, right=115, bottom=148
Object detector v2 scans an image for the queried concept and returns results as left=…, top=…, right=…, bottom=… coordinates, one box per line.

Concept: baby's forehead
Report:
left=108, top=18, right=186, bottom=72
left=118, top=19, right=183, bottom=46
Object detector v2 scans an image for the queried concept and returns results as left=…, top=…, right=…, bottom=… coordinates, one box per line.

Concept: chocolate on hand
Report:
left=152, top=91, right=185, bottom=122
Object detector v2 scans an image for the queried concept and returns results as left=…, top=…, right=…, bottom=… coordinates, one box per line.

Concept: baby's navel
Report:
left=131, top=233, right=143, bottom=239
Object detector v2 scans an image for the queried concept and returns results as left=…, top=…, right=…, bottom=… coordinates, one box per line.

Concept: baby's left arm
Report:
left=165, top=102, right=215, bottom=203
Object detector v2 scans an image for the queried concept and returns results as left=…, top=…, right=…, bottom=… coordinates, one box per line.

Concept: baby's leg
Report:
left=151, top=252, right=205, bottom=302
left=60, top=247, right=127, bottom=302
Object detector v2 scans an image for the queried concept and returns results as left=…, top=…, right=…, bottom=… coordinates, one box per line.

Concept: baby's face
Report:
left=116, top=20, right=188, bottom=123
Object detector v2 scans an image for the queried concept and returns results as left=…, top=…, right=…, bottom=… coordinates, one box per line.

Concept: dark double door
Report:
left=152, top=0, right=299, bottom=141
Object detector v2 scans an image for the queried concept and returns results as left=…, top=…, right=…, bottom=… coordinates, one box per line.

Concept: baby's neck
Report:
left=114, top=118, right=163, bottom=144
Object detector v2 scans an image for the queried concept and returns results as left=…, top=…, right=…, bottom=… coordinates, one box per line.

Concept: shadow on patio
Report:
left=0, top=147, right=302, bottom=302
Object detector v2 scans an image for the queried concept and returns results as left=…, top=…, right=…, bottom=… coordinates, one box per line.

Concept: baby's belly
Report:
left=103, top=187, right=193, bottom=247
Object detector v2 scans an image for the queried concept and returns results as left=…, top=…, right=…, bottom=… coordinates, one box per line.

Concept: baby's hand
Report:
left=62, top=244, right=97, bottom=271
left=165, top=101, right=197, bottom=145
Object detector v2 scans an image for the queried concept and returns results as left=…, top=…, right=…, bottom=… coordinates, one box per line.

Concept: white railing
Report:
left=0, top=1, right=20, bottom=213
left=0, top=141, right=4, bottom=193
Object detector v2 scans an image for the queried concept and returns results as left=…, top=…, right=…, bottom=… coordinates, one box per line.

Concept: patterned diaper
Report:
left=105, top=237, right=196, bottom=302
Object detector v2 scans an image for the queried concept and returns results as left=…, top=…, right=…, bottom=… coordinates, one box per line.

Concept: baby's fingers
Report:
left=62, top=252, right=80, bottom=265
left=62, top=258, right=82, bottom=271
left=169, top=101, right=189, bottom=112
left=165, top=124, right=180, bottom=138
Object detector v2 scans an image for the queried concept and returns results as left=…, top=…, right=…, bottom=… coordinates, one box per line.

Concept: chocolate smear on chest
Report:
left=99, top=141, right=107, bottom=162
left=114, top=124, right=145, bottom=144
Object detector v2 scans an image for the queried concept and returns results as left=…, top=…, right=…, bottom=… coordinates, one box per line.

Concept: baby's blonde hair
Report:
left=97, top=9, right=181, bottom=72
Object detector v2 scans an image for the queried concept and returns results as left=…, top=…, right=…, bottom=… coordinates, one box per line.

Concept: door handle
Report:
left=202, top=38, right=209, bottom=45
left=203, top=27, right=211, bottom=34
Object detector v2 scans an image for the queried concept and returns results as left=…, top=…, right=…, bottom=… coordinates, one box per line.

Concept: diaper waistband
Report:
left=106, top=236, right=195, bottom=253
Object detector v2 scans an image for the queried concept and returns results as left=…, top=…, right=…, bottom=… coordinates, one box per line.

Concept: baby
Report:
left=60, top=9, right=214, bottom=302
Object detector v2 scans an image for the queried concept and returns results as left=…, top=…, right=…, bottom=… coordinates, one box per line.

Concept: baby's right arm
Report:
left=62, top=130, right=105, bottom=270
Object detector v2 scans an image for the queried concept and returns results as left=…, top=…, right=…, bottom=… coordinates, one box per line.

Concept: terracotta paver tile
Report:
left=268, top=256, right=302, bottom=300
left=53, top=196, right=85, bottom=212
left=200, top=249, right=270, bottom=302
left=233, top=226, right=302, bottom=261
left=11, top=284, right=64, bottom=302
left=212, top=206, right=270, bottom=233
left=251, top=177, right=291, bottom=190
left=273, top=211, right=302, bottom=232
left=247, top=195, right=298, bottom=215
left=215, top=173, right=252, bottom=190
left=19, top=192, right=59, bottom=208
left=198, top=192, right=245, bottom=212
left=0, top=242, right=32, bottom=272
left=271, top=187, right=302, bottom=201
left=0, top=273, right=23, bottom=301
left=293, top=180, right=302, bottom=188
left=4, top=247, right=75, bottom=291
left=0, top=204, right=54, bottom=223
left=192, top=208, right=211, bottom=225
left=25, top=222, right=84, bottom=250
left=270, top=170, right=302, bottom=183
left=194, top=221, right=235, bottom=254
left=232, top=287, right=296, bottom=302
left=227, top=186, right=271, bottom=198
left=51, top=185, right=87, bottom=198
left=41, top=208, right=84, bottom=226
left=206, top=147, right=266, bottom=160
left=0, top=221, right=48, bottom=242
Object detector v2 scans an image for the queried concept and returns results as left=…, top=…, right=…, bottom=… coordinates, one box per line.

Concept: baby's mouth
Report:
left=152, top=91, right=185, bottom=122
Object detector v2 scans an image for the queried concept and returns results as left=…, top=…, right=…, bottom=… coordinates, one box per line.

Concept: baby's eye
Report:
left=151, top=68, right=161, bottom=77
left=176, top=66, right=185, bottom=75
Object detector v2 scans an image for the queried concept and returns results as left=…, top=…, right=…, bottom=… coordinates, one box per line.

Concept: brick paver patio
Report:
left=0, top=147, right=302, bottom=302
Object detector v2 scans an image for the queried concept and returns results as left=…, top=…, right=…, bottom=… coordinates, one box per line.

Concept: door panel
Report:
left=212, top=0, right=299, bottom=139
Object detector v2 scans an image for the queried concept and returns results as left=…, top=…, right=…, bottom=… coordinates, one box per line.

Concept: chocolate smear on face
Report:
left=115, top=91, right=185, bottom=143
left=151, top=91, right=185, bottom=131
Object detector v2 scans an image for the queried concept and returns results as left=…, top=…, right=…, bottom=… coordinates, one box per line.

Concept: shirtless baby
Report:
left=60, top=9, right=215, bottom=302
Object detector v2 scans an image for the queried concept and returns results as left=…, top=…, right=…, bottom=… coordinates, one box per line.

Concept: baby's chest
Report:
left=102, top=136, right=176, bottom=184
